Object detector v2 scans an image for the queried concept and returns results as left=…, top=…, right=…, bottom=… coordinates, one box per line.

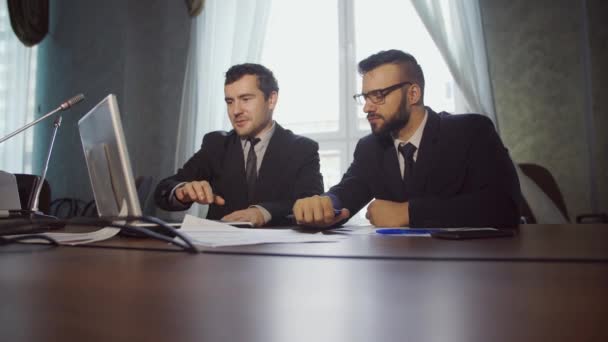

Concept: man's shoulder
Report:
left=201, top=130, right=237, bottom=146
left=436, top=111, right=494, bottom=129
left=203, top=129, right=235, bottom=139
left=274, top=124, right=319, bottom=150
left=354, top=133, right=390, bottom=154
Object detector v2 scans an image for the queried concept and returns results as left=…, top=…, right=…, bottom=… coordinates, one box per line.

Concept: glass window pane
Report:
left=319, top=149, right=341, bottom=192
left=261, top=0, right=340, bottom=134
left=353, top=0, right=456, bottom=130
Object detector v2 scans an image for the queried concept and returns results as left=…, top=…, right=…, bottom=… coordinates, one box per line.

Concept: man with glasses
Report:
left=293, top=50, right=520, bottom=228
left=155, top=63, right=323, bottom=227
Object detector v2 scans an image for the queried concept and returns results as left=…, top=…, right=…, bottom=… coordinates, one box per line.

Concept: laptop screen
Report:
left=78, top=94, right=142, bottom=218
left=0, top=171, right=21, bottom=213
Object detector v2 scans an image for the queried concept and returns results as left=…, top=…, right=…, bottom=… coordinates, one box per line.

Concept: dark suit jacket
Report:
left=329, top=108, right=521, bottom=228
left=155, top=124, right=323, bottom=225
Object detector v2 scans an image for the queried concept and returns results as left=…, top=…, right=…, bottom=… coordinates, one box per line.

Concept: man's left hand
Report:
left=366, top=199, right=409, bottom=227
left=222, top=207, right=266, bottom=227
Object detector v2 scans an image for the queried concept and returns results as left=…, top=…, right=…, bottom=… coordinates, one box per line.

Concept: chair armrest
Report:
left=576, top=213, right=608, bottom=224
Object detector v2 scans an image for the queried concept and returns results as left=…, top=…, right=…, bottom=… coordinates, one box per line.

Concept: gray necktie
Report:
left=398, top=143, right=417, bottom=199
left=246, top=137, right=261, bottom=203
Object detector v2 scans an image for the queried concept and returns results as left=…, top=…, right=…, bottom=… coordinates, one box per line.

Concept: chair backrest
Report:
left=135, top=176, right=153, bottom=209
left=14, top=174, right=52, bottom=214
left=518, top=163, right=569, bottom=223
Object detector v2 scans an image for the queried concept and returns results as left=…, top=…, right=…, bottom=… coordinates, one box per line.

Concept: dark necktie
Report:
left=398, top=143, right=417, bottom=199
left=246, top=137, right=261, bottom=203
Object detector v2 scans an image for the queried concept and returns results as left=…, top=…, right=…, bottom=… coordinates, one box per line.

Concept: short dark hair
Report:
left=358, top=50, right=425, bottom=95
left=224, top=63, right=279, bottom=100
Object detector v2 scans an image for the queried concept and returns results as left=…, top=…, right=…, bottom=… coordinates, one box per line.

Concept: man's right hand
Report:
left=292, top=195, right=350, bottom=227
left=175, top=181, right=225, bottom=206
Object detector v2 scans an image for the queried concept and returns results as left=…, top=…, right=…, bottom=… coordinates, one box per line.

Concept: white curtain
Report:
left=0, top=3, right=37, bottom=174
left=173, top=0, right=272, bottom=217
left=411, top=0, right=497, bottom=127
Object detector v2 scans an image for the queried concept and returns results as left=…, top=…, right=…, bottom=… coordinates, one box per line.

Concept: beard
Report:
left=369, top=96, right=410, bottom=137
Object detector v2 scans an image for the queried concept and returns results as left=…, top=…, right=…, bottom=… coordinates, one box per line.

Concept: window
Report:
left=0, top=3, right=38, bottom=174
left=262, top=0, right=456, bottom=223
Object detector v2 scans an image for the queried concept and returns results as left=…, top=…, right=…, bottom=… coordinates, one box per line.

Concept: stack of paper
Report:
left=179, top=215, right=345, bottom=247
left=11, top=227, right=121, bottom=245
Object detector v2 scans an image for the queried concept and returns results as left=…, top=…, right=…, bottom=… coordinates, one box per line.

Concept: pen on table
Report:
left=375, top=228, right=441, bottom=235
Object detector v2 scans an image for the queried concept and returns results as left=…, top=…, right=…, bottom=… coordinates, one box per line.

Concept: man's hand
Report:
left=366, top=199, right=409, bottom=227
left=175, top=181, right=225, bottom=206
left=222, top=207, right=266, bottom=227
left=292, top=195, right=350, bottom=227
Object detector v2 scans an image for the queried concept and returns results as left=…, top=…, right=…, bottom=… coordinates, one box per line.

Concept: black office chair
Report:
left=49, top=176, right=154, bottom=219
left=135, top=175, right=154, bottom=208
left=519, top=163, right=607, bottom=224
left=14, top=173, right=52, bottom=214
left=519, top=163, right=569, bottom=223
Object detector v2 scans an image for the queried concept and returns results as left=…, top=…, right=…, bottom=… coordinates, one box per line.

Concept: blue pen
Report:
left=376, top=228, right=440, bottom=235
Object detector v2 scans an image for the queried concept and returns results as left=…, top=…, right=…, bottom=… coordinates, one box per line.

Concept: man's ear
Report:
left=408, top=84, right=422, bottom=105
left=267, top=91, right=278, bottom=110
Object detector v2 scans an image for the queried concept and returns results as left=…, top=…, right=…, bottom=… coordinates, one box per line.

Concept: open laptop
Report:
left=78, top=94, right=254, bottom=229
left=78, top=94, right=179, bottom=228
left=0, top=171, right=22, bottom=217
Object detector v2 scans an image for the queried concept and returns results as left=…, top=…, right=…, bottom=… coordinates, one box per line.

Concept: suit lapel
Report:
left=223, top=132, right=249, bottom=206
left=411, top=108, right=441, bottom=196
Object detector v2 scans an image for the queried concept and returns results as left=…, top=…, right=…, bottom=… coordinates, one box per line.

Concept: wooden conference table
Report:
left=1, top=224, right=607, bottom=342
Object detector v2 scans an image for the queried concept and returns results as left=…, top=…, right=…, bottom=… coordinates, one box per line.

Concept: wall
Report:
left=480, top=0, right=607, bottom=219
left=587, top=0, right=608, bottom=216
left=34, top=0, right=190, bottom=214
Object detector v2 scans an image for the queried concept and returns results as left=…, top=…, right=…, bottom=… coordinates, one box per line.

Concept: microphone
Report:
left=59, top=94, right=85, bottom=110
left=0, top=93, right=85, bottom=144
left=30, top=115, right=62, bottom=213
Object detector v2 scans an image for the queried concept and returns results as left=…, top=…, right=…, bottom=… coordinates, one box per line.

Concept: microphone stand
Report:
left=0, top=93, right=84, bottom=144
left=0, top=94, right=84, bottom=219
left=30, top=116, right=62, bottom=214
left=0, top=107, right=62, bottom=144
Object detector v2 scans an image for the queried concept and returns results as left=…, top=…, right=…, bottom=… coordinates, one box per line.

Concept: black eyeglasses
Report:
left=353, top=81, right=412, bottom=105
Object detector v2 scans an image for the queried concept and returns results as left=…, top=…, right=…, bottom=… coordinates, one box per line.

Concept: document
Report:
left=179, top=215, right=346, bottom=247
left=10, top=227, right=120, bottom=245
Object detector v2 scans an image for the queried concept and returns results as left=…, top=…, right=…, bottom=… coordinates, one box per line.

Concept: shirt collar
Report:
left=393, top=109, right=428, bottom=150
left=241, top=121, right=276, bottom=148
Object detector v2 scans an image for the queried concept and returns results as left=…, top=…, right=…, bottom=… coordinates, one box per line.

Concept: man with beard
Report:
left=293, top=50, right=521, bottom=228
left=155, top=63, right=323, bottom=227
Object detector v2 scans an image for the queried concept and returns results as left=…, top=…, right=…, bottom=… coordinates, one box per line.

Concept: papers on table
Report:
left=179, top=215, right=345, bottom=247
left=10, top=227, right=121, bottom=245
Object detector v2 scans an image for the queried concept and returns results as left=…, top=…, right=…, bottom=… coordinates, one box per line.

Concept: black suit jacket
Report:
left=155, top=124, right=323, bottom=225
left=329, top=108, right=521, bottom=228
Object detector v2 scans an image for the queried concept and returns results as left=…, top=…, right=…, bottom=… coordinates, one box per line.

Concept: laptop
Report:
left=0, top=171, right=22, bottom=216
left=78, top=94, right=254, bottom=230
left=78, top=94, right=179, bottom=228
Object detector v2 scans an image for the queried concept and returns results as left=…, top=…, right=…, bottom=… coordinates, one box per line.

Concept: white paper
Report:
left=10, top=227, right=120, bottom=245
left=179, top=214, right=346, bottom=247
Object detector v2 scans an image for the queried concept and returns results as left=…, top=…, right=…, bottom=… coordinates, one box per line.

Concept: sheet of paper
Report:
left=179, top=215, right=346, bottom=247
left=10, top=227, right=120, bottom=245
